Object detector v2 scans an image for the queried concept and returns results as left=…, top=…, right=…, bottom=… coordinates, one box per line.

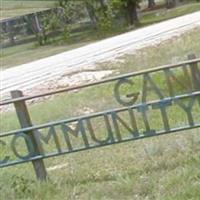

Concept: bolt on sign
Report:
left=0, top=55, right=200, bottom=180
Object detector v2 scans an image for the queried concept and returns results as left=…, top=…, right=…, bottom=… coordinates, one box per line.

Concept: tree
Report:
left=85, top=0, right=98, bottom=27
left=84, top=0, right=114, bottom=31
left=165, top=0, right=176, bottom=8
left=125, top=0, right=140, bottom=24
left=112, top=0, right=141, bottom=25
left=148, top=0, right=156, bottom=8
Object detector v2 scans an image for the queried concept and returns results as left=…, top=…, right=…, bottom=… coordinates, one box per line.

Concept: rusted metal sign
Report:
left=0, top=56, right=200, bottom=180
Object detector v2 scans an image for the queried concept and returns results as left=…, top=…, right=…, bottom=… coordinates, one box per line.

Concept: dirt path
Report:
left=1, top=12, right=200, bottom=100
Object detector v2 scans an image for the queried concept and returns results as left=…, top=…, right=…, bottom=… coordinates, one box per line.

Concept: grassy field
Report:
left=0, top=0, right=160, bottom=20
left=141, top=3, right=200, bottom=25
left=0, top=1, right=56, bottom=19
left=1, top=2, right=200, bottom=69
left=0, top=28, right=200, bottom=200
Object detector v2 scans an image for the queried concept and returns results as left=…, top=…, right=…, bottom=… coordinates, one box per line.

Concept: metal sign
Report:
left=0, top=56, right=200, bottom=180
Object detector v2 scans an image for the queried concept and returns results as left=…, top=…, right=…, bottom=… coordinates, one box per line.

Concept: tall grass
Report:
left=0, top=28, right=200, bottom=200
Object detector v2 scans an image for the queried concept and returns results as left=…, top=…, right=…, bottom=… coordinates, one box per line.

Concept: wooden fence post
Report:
left=11, top=90, right=47, bottom=181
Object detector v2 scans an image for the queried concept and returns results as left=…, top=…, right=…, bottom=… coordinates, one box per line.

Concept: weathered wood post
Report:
left=11, top=90, right=47, bottom=181
left=6, top=21, right=15, bottom=45
left=188, top=54, right=200, bottom=105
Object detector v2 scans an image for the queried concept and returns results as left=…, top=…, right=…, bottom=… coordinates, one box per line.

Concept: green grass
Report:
left=1, top=28, right=200, bottom=131
left=0, top=38, right=94, bottom=69
left=0, top=28, right=200, bottom=200
left=141, top=3, right=200, bottom=25
left=0, top=130, right=200, bottom=200
left=1, top=2, right=200, bottom=69
left=98, top=28, right=200, bottom=74
left=0, top=1, right=56, bottom=19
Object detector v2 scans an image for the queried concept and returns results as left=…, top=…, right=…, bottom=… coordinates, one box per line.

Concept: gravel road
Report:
left=1, top=12, right=200, bottom=100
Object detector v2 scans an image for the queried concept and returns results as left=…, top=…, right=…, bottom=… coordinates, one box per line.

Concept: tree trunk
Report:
left=99, top=0, right=107, bottom=17
left=148, top=0, right=156, bottom=8
left=85, top=2, right=97, bottom=27
left=127, top=1, right=138, bottom=25
left=166, top=0, right=176, bottom=9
